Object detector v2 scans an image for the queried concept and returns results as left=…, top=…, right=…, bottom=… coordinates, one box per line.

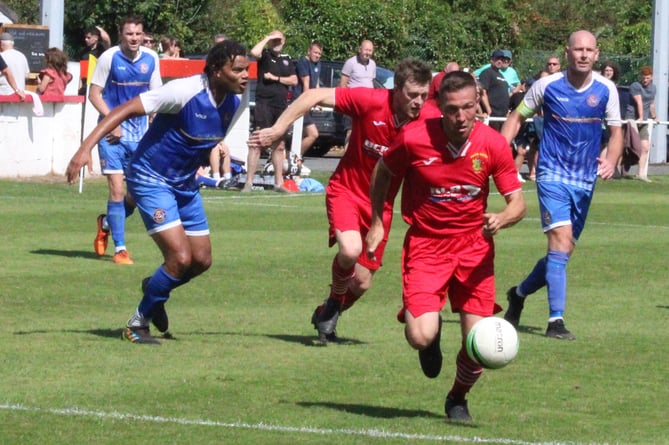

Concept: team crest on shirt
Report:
left=153, top=208, right=166, bottom=224
left=282, top=60, right=290, bottom=67
left=140, top=63, right=150, bottom=74
left=587, top=94, right=600, bottom=107
left=542, top=210, right=552, bottom=226
left=470, top=152, right=488, bottom=174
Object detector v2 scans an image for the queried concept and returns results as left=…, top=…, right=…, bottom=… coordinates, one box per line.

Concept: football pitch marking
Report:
left=0, top=402, right=611, bottom=445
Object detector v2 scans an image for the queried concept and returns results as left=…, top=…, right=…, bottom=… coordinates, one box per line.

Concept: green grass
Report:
left=1, top=174, right=668, bottom=444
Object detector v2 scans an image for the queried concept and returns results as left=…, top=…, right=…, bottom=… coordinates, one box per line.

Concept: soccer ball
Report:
left=466, top=317, right=519, bottom=369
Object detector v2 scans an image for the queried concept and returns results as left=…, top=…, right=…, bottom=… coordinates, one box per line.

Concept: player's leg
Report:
left=106, top=172, right=134, bottom=264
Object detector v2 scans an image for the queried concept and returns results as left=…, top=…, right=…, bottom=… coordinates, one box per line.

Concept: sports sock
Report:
left=546, top=250, right=569, bottom=318
left=197, top=175, right=219, bottom=188
left=127, top=309, right=148, bottom=328
left=138, top=266, right=185, bottom=318
left=448, top=348, right=483, bottom=402
left=107, top=200, right=126, bottom=251
left=329, top=255, right=355, bottom=303
left=518, top=256, right=547, bottom=296
left=340, top=288, right=362, bottom=311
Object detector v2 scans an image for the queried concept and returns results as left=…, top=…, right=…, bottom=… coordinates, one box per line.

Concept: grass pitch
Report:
left=0, top=173, right=667, bottom=444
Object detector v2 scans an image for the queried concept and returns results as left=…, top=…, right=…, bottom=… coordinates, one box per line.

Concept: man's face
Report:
left=269, top=35, right=285, bottom=53
left=307, top=45, right=322, bottom=63
left=439, top=85, right=479, bottom=146
left=492, top=57, right=507, bottom=69
left=214, top=55, right=250, bottom=94
left=359, top=41, right=374, bottom=62
left=565, top=32, right=599, bottom=75
left=546, top=58, right=561, bottom=74
left=143, top=35, right=155, bottom=49
left=84, top=33, right=98, bottom=48
left=393, top=79, right=428, bottom=121
left=119, top=23, right=144, bottom=54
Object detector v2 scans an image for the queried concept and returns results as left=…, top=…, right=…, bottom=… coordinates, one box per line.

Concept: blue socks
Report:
left=138, top=265, right=186, bottom=318
left=545, top=250, right=569, bottom=318
left=107, top=200, right=126, bottom=251
left=517, top=250, right=570, bottom=318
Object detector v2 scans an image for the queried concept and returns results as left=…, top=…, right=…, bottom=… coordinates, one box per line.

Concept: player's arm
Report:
left=482, top=190, right=526, bottom=237
left=501, top=103, right=531, bottom=145
left=599, top=125, right=623, bottom=179
left=66, top=96, right=146, bottom=183
left=366, top=159, right=394, bottom=260
left=248, top=88, right=335, bottom=148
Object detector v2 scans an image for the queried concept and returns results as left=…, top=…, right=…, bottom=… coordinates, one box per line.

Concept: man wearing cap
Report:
left=0, top=32, right=29, bottom=96
left=478, top=49, right=511, bottom=131
left=474, top=49, right=521, bottom=94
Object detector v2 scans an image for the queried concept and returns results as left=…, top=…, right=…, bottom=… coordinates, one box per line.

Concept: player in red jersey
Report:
left=247, top=58, right=434, bottom=343
left=367, top=71, right=526, bottom=422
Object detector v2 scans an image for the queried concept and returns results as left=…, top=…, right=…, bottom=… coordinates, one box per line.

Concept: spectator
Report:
left=501, top=30, right=623, bottom=340
left=295, top=41, right=323, bottom=157
left=242, top=30, right=297, bottom=193
left=88, top=15, right=162, bottom=265
left=37, top=47, right=73, bottom=95
left=78, top=25, right=110, bottom=95
left=142, top=32, right=156, bottom=51
left=198, top=140, right=238, bottom=189
left=160, top=35, right=183, bottom=59
left=428, top=61, right=460, bottom=100
left=340, top=39, right=376, bottom=88
left=623, top=65, right=656, bottom=182
left=247, top=58, right=434, bottom=343
left=66, top=40, right=250, bottom=345
left=478, top=49, right=510, bottom=131
left=367, top=70, right=525, bottom=422
left=0, top=32, right=29, bottom=96
left=0, top=53, right=25, bottom=100
left=339, top=39, right=376, bottom=149
left=508, top=78, right=534, bottom=182
left=474, top=49, right=521, bottom=94
left=545, top=56, right=562, bottom=75
left=599, top=60, right=622, bottom=174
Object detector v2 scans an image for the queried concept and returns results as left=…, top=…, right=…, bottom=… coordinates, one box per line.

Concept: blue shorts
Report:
left=537, top=181, right=593, bottom=241
left=98, top=138, right=139, bottom=175
left=127, top=180, right=209, bottom=236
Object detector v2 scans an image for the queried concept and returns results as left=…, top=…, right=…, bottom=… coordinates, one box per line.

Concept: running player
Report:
left=247, top=58, right=434, bottom=342
left=367, top=70, right=525, bottom=422
left=88, top=15, right=162, bottom=265
left=67, top=40, right=250, bottom=345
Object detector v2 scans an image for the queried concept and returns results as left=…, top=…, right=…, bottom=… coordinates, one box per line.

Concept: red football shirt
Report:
left=383, top=119, right=521, bottom=236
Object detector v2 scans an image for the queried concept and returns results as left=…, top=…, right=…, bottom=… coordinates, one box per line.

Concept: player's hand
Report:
left=105, top=126, right=122, bottom=144
left=65, top=149, right=93, bottom=184
left=482, top=213, right=501, bottom=237
left=365, top=224, right=384, bottom=261
left=596, top=157, right=616, bottom=180
left=247, top=129, right=276, bottom=150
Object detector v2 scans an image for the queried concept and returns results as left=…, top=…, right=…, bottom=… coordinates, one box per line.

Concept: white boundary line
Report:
left=0, top=402, right=611, bottom=445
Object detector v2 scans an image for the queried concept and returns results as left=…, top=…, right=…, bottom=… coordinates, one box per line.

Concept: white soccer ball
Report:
left=466, top=317, right=519, bottom=369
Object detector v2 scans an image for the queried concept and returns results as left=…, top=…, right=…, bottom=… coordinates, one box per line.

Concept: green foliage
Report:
left=2, top=0, right=656, bottom=76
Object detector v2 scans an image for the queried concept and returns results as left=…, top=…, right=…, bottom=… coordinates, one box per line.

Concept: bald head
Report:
left=565, top=30, right=599, bottom=83
left=359, top=40, right=374, bottom=63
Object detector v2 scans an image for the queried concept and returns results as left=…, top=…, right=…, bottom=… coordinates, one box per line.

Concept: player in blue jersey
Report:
left=67, top=40, right=250, bottom=345
left=88, top=15, right=162, bottom=265
left=500, top=30, right=623, bottom=340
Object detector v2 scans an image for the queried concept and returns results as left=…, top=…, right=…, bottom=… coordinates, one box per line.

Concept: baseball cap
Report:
left=502, top=50, right=513, bottom=59
left=0, top=32, right=14, bottom=41
left=491, top=49, right=505, bottom=59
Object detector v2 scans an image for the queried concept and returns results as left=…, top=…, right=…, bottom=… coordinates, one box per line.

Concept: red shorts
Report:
left=326, top=190, right=393, bottom=271
left=398, top=228, right=501, bottom=321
